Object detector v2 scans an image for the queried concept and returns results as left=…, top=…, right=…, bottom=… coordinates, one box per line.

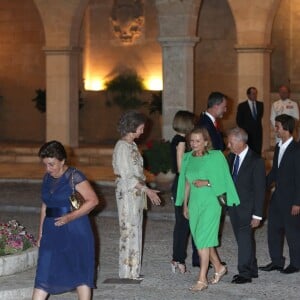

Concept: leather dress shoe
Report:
left=280, top=264, right=300, bottom=274
left=233, top=273, right=258, bottom=279
left=231, top=275, right=252, bottom=284
left=259, top=262, right=283, bottom=271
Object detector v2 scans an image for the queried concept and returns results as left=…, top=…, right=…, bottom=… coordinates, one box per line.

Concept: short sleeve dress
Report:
left=175, top=150, right=240, bottom=249
left=34, top=167, right=95, bottom=295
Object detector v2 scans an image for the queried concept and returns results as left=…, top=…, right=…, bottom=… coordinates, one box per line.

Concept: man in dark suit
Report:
left=227, top=127, right=266, bottom=284
left=197, top=91, right=227, bottom=151
left=236, top=87, right=264, bottom=154
left=260, top=114, right=300, bottom=274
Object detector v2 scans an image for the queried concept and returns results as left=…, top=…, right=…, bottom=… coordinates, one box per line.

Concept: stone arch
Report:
left=194, top=0, right=237, bottom=125
left=0, top=0, right=46, bottom=142
left=33, top=0, right=90, bottom=47
left=227, top=0, right=281, bottom=45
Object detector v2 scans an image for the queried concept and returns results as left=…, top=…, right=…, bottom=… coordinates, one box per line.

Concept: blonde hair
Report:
left=190, top=127, right=213, bottom=152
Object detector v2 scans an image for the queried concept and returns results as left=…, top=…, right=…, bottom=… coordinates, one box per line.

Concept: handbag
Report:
left=69, top=169, right=85, bottom=210
left=217, top=192, right=227, bottom=207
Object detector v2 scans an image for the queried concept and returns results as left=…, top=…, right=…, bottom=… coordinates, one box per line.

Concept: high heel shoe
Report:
left=209, top=266, right=227, bottom=284
left=177, top=263, right=186, bottom=274
left=171, top=261, right=187, bottom=274
left=189, top=280, right=208, bottom=292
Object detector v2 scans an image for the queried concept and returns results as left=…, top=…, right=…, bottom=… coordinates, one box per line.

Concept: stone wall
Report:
left=0, top=0, right=45, bottom=142
left=194, top=0, right=237, bottom=130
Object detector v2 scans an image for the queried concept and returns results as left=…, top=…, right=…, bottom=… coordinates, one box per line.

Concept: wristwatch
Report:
left=207, top=181, right=211, bottom=187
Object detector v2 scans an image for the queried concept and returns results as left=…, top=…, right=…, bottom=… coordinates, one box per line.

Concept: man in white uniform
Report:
left=270, top=85, right=299, bottom=142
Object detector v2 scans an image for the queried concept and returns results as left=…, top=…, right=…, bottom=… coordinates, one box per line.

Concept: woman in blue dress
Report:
left=32, top=140, right=99, bottom=300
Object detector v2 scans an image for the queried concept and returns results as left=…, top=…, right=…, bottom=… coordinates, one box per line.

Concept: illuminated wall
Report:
left=82, top=0, right=162, bottom=92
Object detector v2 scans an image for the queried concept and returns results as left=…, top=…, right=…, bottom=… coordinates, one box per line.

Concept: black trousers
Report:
left=228, top=206, right=258, bottom=278
left=268, top=198, right=300, bottom=268
left=172, top=175, right=199, bottom=264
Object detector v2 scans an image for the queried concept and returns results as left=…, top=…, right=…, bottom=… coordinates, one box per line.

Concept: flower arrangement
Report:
left=0, top=220, right=36, bottom=256
left=143, top=139, right=174, bottom=175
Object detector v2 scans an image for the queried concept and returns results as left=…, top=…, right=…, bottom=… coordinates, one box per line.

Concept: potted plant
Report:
left=32, top=89, right=84, bottom=113
left=148, top=91, right=162, bottom=115
left=0, top=219, right=37, bottom=276
left=105, top=71, right=146, bottom=109
left=143, top=139, right=172, bottom=174
left=143, top=140, right=175, bottom=190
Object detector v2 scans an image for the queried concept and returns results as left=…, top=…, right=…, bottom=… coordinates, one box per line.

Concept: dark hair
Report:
left=246, top=87, right=257, bottom=95
left=275, top=114, right=295, bottom=134
left=207, top=92, right=226, bottom=109
left=117, top=110, right=147, bottom=137
left=38, top=140, right=67, bottom=161
left=190, top=127, right=213, bottom=152
left=172, top=110, right=196, bottom=134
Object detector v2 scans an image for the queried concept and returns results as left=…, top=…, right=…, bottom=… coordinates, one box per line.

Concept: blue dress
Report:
left=34, top=167, right=95, bottom=295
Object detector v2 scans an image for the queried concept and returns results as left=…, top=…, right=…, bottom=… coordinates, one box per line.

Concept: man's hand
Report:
left=291, top=205, right=300, bottom=216
left=251, top=219, right=260, bottom=228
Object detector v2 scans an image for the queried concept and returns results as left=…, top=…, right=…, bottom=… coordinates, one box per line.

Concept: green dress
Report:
left=175, top=150, right=239, bottom=249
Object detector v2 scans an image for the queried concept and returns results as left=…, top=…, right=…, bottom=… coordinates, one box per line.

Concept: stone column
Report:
left=235, top=44, right=273, bottom=151
left=43, top=47, right=81, bottom=147
left=159, top=36, right=199, bottom=140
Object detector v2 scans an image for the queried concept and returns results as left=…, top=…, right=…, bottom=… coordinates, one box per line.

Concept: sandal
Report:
left=171, top=261, right=187, bottom=274
left=189, top=280, right=208, bottom=292
left=209, top=266, right=227, bottom=284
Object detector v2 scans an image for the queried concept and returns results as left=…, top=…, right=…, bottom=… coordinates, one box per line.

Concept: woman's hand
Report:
left=183, top=204, right=189, bottom=219
left=36, top=235, right=42, bottom=247
left=145, top=188, right=161, bottom=206
left=193, top=179, right=209, bottom=188
left=54, top=215, right=71, bottom=227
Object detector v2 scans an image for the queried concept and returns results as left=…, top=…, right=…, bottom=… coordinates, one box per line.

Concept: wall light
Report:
left=84, top=78, right=105, bottom=91
left=145, top=76, right=163, bottom=91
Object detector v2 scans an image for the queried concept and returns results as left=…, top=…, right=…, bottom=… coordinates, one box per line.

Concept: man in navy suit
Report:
left=260, top=114, right=300, bottom=274
left=227, top=127, right=266, bottom=283
left=236, top=87, right=264, bottom=154
left=197, top=91, right=227, bottom=151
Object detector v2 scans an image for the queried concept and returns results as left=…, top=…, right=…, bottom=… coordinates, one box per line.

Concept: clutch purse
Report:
left=217, top=193, right=227, bottom=207
left=69, top=191, right=85, bottom=210
left=69, top=169, right=85, bottom=210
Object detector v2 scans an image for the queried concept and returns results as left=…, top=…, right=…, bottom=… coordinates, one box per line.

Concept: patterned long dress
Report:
left=112, top=139, right=146, bottom=279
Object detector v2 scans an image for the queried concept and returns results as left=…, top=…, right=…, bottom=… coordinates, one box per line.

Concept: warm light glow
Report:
left=84, top=78, right=105, bottom=91
left=145, top=76, right=163, bottom=91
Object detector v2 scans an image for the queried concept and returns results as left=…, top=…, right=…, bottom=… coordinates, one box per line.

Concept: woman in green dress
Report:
left=176, top=127, right=240, bottom=291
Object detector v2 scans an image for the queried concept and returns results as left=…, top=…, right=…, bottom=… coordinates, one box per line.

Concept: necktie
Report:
left=214, top=120, right=218, bottom=129
left=232, top=155, right=240, bottom=182
left=252, top=101, right=257, bottom=120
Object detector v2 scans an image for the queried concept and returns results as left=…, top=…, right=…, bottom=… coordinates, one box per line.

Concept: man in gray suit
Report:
left=227, top=127, right=266, bottom=283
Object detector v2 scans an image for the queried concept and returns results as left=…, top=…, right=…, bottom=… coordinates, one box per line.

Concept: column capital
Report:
left=158, top=36, right=200, bottom=47
left=234, top=44, right=273, bottom=53
left=43, top=46, right=82, bottom=55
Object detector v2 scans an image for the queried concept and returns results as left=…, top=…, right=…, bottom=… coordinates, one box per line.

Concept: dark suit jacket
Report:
left=267, top=140, right=300, bottom=209
left=198, top=112, right=225, bottom=151
left=236, top=100, right=263, bottom=154
left=228, top=148, right=265, bottom=219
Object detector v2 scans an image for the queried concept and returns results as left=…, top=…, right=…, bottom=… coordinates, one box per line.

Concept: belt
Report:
left=46, top=206, right=71, bottom=217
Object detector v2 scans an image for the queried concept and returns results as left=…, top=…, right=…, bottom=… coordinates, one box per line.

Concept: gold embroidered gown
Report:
left=112, top=140, right=146, bottom=279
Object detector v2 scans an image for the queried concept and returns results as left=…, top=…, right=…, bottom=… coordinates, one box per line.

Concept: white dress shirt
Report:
left=235, top=146, right=262, bottom=220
